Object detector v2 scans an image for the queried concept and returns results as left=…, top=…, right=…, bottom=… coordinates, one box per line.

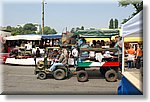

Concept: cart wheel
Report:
left=105, top=69, right=117, bottom=82
left=53, top=69, right=66, bottom=80
left=77, top=70, right=88, bottom=82
left=38, top=72, right=47, bottom=80
left=37, top=60, right=44, bottom=69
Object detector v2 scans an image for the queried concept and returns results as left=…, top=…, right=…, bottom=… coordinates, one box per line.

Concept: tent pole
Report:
left=122, top=37, right=125, bottom=73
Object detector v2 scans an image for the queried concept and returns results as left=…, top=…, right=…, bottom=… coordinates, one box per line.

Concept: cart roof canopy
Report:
left=5, top=34, right=41, bottom=40
left=5, top=33, right=62, bottom=40
left=122, top=11, right=143, bottom=37
left=42, top=33, right=62, bottom=39
left=74, top=29, right=119, bottom=38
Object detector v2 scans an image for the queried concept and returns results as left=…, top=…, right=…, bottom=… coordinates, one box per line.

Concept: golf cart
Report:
left=34, top=47, right=69, bottom=80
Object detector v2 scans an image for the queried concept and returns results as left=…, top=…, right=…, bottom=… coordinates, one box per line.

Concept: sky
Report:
left=1, top=0, right=135, bottom=33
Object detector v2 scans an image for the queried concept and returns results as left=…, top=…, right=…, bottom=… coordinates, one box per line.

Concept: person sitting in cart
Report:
left=103, top=51, right=113, bottom=58
left=47, top=48, right=69, bottom=71
left=72, top=46, right=78, bottom=66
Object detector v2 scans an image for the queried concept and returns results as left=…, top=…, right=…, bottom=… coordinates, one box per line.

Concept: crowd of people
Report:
left=125, top=43, right=143, bottom=69
left=70, top=35, right=143, bottom=69
left=1, top=34, right=143, bottom=70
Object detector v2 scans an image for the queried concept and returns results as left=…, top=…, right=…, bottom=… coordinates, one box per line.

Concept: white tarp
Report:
left=5, top=34, right=41, bottom=40
left=122, top=11, right=143, bottom=37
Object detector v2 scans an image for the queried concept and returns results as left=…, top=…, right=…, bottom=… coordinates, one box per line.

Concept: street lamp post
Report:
left=42, top=0, right=45, bottom=35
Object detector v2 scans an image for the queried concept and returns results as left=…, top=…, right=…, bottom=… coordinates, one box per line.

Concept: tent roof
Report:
left=5, top=33, right=62, bottom=40
left=74, top=30, right=119, bottom=38
left=42, top=33, right=62, bottom=39
left=5, top=34, right=41, bottom=40
left=122, top=11, right=143, bottom=37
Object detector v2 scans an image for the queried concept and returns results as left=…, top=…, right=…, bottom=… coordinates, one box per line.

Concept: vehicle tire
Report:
left=37, top=60, right=44, bottom=70
left=77, top=70, right=88, bottom=82
left=105, top=69, right=117, bottom=82
left=38, top=71, right=47, bottom=80
left=53, top=69, right=66, bottom=80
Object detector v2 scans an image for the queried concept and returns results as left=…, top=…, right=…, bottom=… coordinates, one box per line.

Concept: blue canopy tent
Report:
left=41, top=33, right=62, bottom=47
left=41, top=33, right=62, bottom=39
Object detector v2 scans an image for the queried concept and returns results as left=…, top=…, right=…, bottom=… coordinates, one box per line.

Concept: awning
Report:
left=74, top=30, right=119, bottom=38
left=5, top=34, right=41, bottom=40
left=122, top=11, right=143, bottom=37
left=42, top=33, right=62, bottom=39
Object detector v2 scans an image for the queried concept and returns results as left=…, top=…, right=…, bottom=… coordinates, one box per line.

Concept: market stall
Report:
left=4, top=34, right=62, bottom=65
left=118, top=11, right=143, bottom=95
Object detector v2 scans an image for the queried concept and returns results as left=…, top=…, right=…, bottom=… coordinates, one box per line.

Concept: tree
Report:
left=23, top=23, right=37, bottom=34
left=51, top=28, right=57, bottom=34
left=118, top=0, right=143, bottom=24
left=38, top=26, right=57, bottom=34
left=76, top=27, right=80, bottom=31
left=81, top=26, right=84, bottom=30
left=5, top=26, right=23, bottom=36
left=109, top=19, right=114, bottom=29
left=5, top=23, right=57, bottom=35
left=6, top=26, right=12, bottom=32
left=121, top=19, right=128, bottom=24
left=70, top=28, right=75, bottom=33
left=119, top=0, right=143, bottom=13
left=114, top=19, right=118, bottom=29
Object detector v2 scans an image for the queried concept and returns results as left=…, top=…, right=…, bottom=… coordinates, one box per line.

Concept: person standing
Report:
left=114, top=36, right=122, bottom=54
left=114, top=36, right=122, bottom=70
left=126, top=45, right=136, bottom=69
left=36, top=48, right=41, bottom=58
left=135, top=44, right=142, bottom=69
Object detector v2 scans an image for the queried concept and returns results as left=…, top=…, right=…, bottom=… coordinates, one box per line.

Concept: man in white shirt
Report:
left=72, top=47, right=78, bottom=67
left=72, top=47, right=78, bottom=57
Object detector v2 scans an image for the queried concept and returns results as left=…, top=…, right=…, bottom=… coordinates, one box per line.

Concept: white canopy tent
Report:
left=120, top=11, right=143, bottom=94
left=122, top=11, right=143, bottom=73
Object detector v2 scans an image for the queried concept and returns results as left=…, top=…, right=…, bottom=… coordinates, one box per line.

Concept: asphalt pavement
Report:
left=1, top=64, right=120, bottom=95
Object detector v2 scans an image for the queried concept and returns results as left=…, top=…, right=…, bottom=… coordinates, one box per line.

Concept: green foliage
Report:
left=118, top=0, right=143, bottom=24
left=121, top=19, right=129, bottom=24
left=109, top=19, right=119, bottom=29
left=76, top=27, right=80, bottom=31
left=23, top=23, right=37, bottom=31
left=71, top=26, right=85, bottom=32
left=43, top=26, right=57, bottom=34
left=81, top=26, right=84, bottom=30
left=114, top=19, right=118, bottom=29
left=70, top=28, right=75, bottom=33
left=5, top=26, right=23, bottom=36
left=109, top=19, right=114, bottom=29
left=119, top=0, right=143, bottom=12
left=5, top=23, right=57, bottom=35
left=38, top=26, right=57, bottom=34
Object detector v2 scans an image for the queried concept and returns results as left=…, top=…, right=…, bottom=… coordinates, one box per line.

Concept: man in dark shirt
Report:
left=36, top=48, right=41, bottom=58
